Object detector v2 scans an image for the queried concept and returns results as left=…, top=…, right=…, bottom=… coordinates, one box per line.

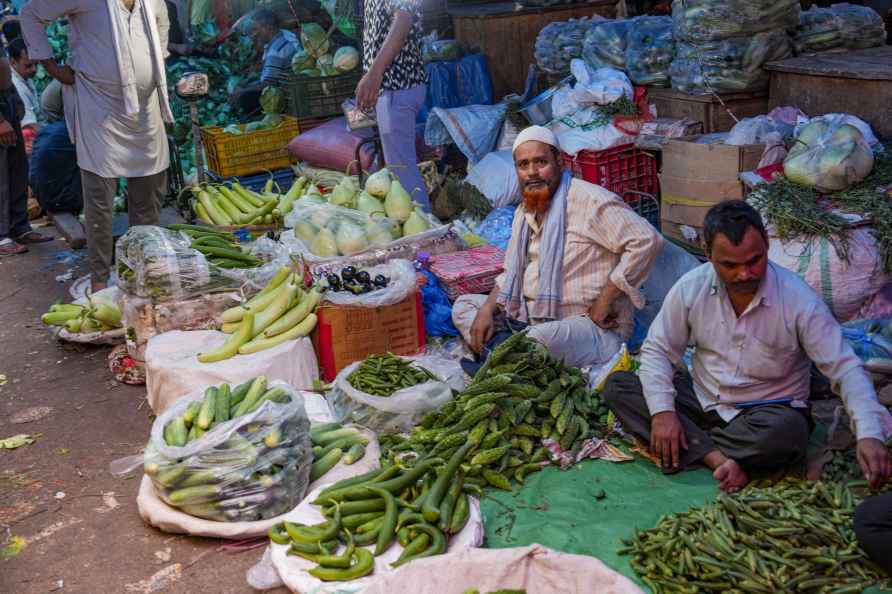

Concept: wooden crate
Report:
left=646, top=88, right=769, bottom=134
left=765, top=46, right=892, bottom=140
left=451, top=0, right=619, bottom=99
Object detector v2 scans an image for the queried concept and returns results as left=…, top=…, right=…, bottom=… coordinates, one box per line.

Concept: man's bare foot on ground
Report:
left=703, top=450, right=749, bottom=493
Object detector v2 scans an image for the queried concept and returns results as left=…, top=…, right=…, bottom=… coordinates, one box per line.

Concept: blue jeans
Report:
left=376, top=84, right=430, bottom=211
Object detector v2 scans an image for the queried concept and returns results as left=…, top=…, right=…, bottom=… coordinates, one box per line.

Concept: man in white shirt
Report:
left=8, top=37, right=42, bottom=152
left=603, top=201, right=892, bottom=493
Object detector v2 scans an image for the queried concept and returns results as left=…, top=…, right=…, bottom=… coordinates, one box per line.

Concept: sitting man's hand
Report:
left=857, top=438, right=891, bottom=490
left=469, top=304, right=495, bottom=354
left=651, top=410, right=688, bottom=470
left=0, top=120, right=16, bottom=147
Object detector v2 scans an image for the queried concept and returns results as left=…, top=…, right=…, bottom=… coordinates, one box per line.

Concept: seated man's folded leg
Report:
left=602, top=371, right=715, bottom=470
left=710, top=404, right=810, bottom=471
left=526, top=315, right=621, bottom=368
left=854, top=492, right=892, bottom=576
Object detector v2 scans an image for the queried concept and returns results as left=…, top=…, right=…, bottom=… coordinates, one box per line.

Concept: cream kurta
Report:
left=21, top=0, right=171, bottom=179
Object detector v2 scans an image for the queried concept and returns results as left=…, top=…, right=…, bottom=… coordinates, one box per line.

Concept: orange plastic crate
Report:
left=200, top=116, right=300, bottom=178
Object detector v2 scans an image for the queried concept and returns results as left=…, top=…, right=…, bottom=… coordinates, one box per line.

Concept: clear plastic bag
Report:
left=282, top=202, right=402, bottom=259
left=327, top=356, right=464, bottom=432
left=53, top=286, right=126, bottom=345
left=783, top=114, right=875, bottom=192
left=475, top=205, right=516, bottom=252
left=422, top=39, right=463, bottom=63
left=670, top=31, right=792, bottom=94
left=793, top=4, right=884, bottom=56
left=624, top=16, right=675, bottom=87
left=115, top=226, right=291, bottom=302
left=535, top=18, right=603, bottom=76
left=842, top=319, right=892, bottom=363
left=672, top=0, right=801, bottom=43
left=726, top=115, right=795, bottom=146
left=320, top=259, right=418, bottom=308
left=582, top=19, right=632, bottom=71
left=112, top=380, right=313, bottom=523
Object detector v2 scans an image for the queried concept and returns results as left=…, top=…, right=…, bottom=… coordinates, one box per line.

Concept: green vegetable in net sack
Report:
left=260, top=86, right=284, bottom=114
left=291, top=49, right=316, bottom=73
left=333, top=46, right=360, bottom=72
left=301, top=23, right=331, bottom=58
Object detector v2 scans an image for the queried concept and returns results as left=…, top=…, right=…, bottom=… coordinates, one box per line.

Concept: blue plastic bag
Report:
left=420, top=270, right=459, bottom=338
left=476, top=206, right=517, bottom=252
left=841, top=319, right=892, bottom=362
left=419, top=53, right=494, bottom=124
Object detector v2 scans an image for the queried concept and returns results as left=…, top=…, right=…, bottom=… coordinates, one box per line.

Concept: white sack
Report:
left=145, top=330, right=319, bottom=414
left=464, top=150, right=521, bottom=209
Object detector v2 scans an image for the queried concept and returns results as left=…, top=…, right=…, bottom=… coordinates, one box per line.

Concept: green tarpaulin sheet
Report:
left=480, top=458, right=890, bottom=593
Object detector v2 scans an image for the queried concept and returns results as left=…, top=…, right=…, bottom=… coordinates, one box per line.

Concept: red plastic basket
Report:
left=562, top=143, right=659, bottom=199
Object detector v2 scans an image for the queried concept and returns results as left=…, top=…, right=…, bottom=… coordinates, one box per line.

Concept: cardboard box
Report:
left=314, top=291, right=426, bottom=382
left=659, top=137, right=764, bottom=252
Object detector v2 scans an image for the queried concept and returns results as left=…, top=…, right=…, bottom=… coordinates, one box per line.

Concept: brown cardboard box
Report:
left=313, top=292, right=426, bottom=382
left=660, top=137, right=764, bottom=251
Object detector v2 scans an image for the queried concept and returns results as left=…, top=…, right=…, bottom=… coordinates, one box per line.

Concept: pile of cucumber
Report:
left=145, top=377, right=313, bottom=523
left=268, top=443, right=475, bottom=581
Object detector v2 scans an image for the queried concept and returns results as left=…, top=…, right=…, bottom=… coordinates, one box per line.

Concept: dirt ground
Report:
left=0, top=225, right=289, bottom=594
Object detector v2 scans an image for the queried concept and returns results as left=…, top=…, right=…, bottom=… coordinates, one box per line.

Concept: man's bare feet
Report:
left=702, top=450, right=749, bottom=493
left=713, top=459, right=749, bottom=493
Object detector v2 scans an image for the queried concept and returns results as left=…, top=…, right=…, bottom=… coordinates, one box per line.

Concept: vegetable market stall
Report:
left=765, top=46, right=892, bottom=140
left=449, top=0, right=620, bottom=99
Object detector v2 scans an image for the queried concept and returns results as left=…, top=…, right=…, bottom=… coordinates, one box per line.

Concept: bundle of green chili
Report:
left=347, top=354, right=439, bottom=397
left=748, top=146, right=892, bottom=272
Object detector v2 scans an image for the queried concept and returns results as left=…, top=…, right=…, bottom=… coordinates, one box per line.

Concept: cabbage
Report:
left=310, top=227, right=339, bottom=257
left=365, top=169, right=392, bottom=198
left=298, top=68, right=321, bottom=78
left=260, top=86, right=284, bottom=114
left=403, top=208, right=431, bottom=237
left=335, top=221, right=369, bottom=255
left=357, top=191, right=385, bottom=217
left=333, top=46, right=360, bottom=72
left=259, top=113, right=282, bottom=129
left=301, top=23, right=330, bottom=58
left=384, top=179, right=413, bottom=223
left=783, top=119, right=875, bottom=192
left=316, top=53, right=334, bottom=69
left=291, top=49, right=316, bottom=73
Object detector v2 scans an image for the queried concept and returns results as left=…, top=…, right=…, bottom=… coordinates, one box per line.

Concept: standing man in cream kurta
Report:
left=21, top=0, right=173, bottom=291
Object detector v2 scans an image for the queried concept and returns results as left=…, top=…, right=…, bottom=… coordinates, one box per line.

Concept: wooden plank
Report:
left=769, top=71, right=892, bottom=139
left=453, top=1, right=618, bottom=98
left=647, top=88, right=769, bottom=133
left=764, top=46, right=892, bottom=81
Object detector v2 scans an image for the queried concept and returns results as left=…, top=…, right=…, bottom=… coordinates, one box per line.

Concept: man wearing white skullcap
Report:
left=452, top=125, right=663, bottom=368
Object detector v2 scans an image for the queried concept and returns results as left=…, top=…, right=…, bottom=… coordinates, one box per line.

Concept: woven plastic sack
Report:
left=624, top=16, right=674, bottom=87
left=670, top=31, right=792, bottom=94
left=464, top=150, right=521, bottom=209
left=583, top=19, right=632, bottom=70
left=783, top=114, right=875, bottom=192
left=319, top=259, right=417, bottom=308
left=115, top=226, right=290, bottom=302
left=327, top=355, right=466, bottom=432
left=671, top=0, right=800, bottom=43
left=111, top=380, right=312, bottom=524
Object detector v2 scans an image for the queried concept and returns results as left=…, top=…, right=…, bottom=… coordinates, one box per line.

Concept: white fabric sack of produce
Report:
left=768, top=227, right=890, bottom=322
left=320, top=259, right=417, bottom=308
left=132, top=393, right=381, bottom=539
left=568, top=60, right=633, bottom=106
left=783, top=114, right=875, bottom=192
left=552, top=109, right=634, bottom=157
left=53, top=286, right=126, bottom=345
left=464, top=150, right=521, bottom=209
left=111, top=381, right=313, bottom=536
left=328, top=356, right=466, bottom=432
left=258, top=482, right=484, bottom=594
left=362, top=544, right=645, bottom=594
left=145, top=330, right=319, bottom=414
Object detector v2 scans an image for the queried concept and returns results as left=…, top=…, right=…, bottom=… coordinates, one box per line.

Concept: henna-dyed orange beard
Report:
left=522, top=183, right=553, bottom=217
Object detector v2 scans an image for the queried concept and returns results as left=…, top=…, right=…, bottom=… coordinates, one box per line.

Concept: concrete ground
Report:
left=0, top=225, right=289, bottom=594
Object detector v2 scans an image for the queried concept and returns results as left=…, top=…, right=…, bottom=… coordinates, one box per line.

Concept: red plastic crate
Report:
left=562, top=143, right=659, bottom=199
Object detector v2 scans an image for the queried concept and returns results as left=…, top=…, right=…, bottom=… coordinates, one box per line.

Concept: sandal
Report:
left=15, top=230, right=54, bottom=244
left=0, top=238, right=27, bottom=256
